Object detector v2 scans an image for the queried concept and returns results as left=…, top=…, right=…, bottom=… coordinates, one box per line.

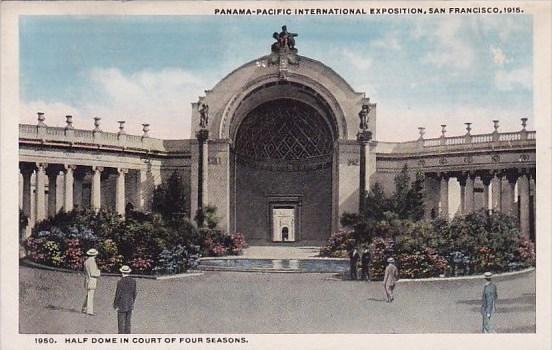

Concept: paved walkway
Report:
left=241, top=246, right=321, bottom=259
left=19, top=266, right=535, bottom=334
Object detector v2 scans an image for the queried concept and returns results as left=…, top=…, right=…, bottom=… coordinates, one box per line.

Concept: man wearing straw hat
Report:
left=113, top=265, right=137, bottom=334
left=481, top=272, right=498, bottom=333
left=383, top=257, right=399, bottom=303
left=82, top=248, right=101, bottom=315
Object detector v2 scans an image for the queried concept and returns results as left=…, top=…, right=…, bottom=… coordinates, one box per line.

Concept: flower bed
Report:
left=320, top=211, right=536, bottom=280
left=22, top=209, right=247, bottom=275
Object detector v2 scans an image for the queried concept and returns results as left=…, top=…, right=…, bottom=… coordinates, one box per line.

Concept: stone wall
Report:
left=235, top=164, right=332, bottom=242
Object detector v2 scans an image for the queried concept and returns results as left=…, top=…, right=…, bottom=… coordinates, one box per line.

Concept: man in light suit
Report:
left=113, top=265, right=137, bottom=334
left=82, top=248, right=101, bottom=315
left=481, top=272, right=498, bottom=333
left=383, top=257, right=399, bottom=303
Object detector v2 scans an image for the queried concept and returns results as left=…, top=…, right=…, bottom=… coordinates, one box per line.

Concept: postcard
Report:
left=1, top=1, right=550, bottom=349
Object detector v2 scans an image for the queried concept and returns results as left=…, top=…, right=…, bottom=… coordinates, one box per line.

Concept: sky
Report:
left=19, top=15, right=533, bottom=141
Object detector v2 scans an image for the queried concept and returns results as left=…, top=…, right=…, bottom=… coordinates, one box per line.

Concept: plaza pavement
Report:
left=19, top=265, right=535, bottom=334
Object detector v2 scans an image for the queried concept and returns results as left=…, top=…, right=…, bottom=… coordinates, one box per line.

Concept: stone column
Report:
left=464, top=174, right=475, bottom=214
left=21, top=166, right=33, bottom=220
left=91, top=166, right=103, bottom=211
left=47, top=168, right=58, bottom=217
left=457, top=175, right=467, bottom=215
left=116, top=168, right=127, bottom=216
left=357, top=130, right=372, bottom=213
left=63, top=165, right=75, bottom=212
left=439, top=174, right=449, bottom=218
left=504, top=172, right=518, bottom=216
left=491, top=172, right=502, bottom=212
left=518, top=173, right=530, bottom=238
left=530, top=172, right=536, bottom=232
left=481, top=174, right=492, bottom=211
left=74, top=172, right=84, bottom=210
left=35, top=163, right=47, bottom=223
left=196, top=129, right=209, bottom=222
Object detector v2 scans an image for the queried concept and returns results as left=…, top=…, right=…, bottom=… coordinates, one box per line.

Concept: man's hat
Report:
left=484, top=272, right=493, bottom=279
left=387, top=257, right=395, bottom=263
left=86, top=248, right=98, bottom=256
left=119, top=265, right=132, bottom=274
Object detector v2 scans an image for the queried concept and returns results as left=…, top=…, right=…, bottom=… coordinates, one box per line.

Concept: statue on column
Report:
left=359, top=104, right=370, bottom=131
left=199, top=103, right=209, bottom=129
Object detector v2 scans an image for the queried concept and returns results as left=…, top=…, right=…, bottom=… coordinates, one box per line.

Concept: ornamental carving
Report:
left=463, top=156, right=473, bottom=164
left=439, top=157, right=448, bottom=165
left=235, top=99, right=334, bottom=165
left=491, top=153, right=500, bottom=162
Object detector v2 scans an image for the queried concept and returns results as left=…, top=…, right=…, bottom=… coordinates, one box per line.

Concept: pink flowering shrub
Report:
left=397, top=248, right=449, bottom=279
left=64, top=238, right=84, bottom=270
left=229, top=233, right=248, bottom=255
left=197, top=229, right=248, bottom=257
left=517, top=237, right=536, bottom=267
left=319, top=230, right=355, bottom=258
left=129, top=256, right=154, bottom=273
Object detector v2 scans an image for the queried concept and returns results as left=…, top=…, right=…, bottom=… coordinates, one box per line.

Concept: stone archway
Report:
left=233, top=98, right=336, bottom=243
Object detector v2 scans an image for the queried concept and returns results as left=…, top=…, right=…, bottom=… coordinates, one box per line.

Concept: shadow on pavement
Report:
left=469, top=305, right=535, bottom=313
left=497, top=324, right=536, bottom=333
left=45, top=304, right=82, bottom=314
left=457, top=294, right=535, bottom=305
left=366, top=298, right=386, bottom=303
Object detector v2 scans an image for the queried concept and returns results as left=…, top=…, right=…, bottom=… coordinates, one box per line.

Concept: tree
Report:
left=152, top=172, right=187, bottom=224
left=390, top=164, right=425, bottom=221
left=363, top=182, right=390, bottom=221
left=406, top=170, right=425, bottom=221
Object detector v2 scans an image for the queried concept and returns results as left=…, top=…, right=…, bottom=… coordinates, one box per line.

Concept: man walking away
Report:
left=350, top=248, right=360, bottom=280
left=113, top=265, right=137, bottom=334
left=82, top=248, right=101, bottom=315
left=481, top=272, right=498, bottom=333
left=383, top=257, right=399, bottom=303
left=360, top=248, right=370, bottom=281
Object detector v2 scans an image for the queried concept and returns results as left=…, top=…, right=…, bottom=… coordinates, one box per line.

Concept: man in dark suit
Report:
left=113, top=265, right=137, bottom=334
left=349, top=248, right=360, bottom=280
left=481, top=272, right=498, bottom=333
left=360, top=248, right=370, bottom=281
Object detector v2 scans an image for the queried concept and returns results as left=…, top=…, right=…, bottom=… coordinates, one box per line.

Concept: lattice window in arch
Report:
left=235, top=99, right=334, bottom=162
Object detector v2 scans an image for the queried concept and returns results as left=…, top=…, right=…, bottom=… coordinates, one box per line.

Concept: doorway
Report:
left=272, top=207, right=295, bottom=242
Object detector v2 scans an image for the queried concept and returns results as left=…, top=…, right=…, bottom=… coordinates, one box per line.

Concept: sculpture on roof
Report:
left=271, top=25, right=298, bottom=52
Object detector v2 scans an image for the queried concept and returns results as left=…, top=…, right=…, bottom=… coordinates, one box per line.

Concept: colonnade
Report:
left=19, top=162, right=150, bottom=233
left=429, top=169, right=535, bottom=238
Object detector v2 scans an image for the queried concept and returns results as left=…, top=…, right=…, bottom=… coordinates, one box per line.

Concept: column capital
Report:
left=36, top=162, right=48, bottom=171
left=20, top=163, right=35, bottom=175
left=196, top=129, right=209, bottom=142
left=117, top=167, right=129, bottom=174
left=64, top=164, right=77, bottom=171
left=92, top=165, right=104, bottom=173
left=457, top=173, right=467, bottom=186
left=356, top=130, right=372, bottom=143
left=505, top=170, right=519, bottom=184
left=479, top=171, right=493, bottom=186
left=438, top=172, right=450, bottom=181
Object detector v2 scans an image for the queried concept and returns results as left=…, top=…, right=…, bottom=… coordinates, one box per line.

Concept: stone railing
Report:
left=19, top=124, right=189, bottom=155
left=376, top=130, right=535, bottom=154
